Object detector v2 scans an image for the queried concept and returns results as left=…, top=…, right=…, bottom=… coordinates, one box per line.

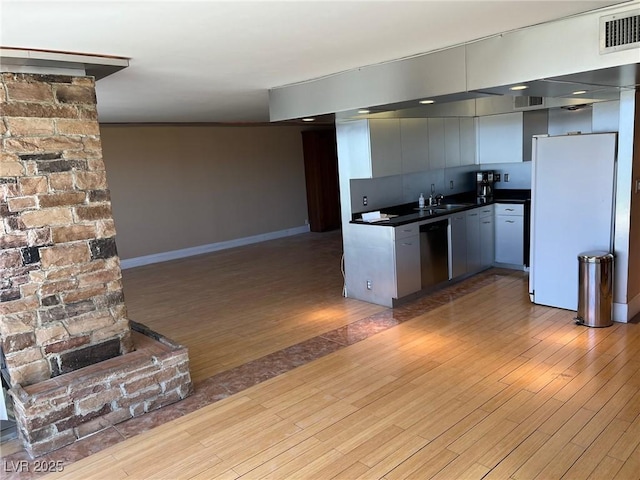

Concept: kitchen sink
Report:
left=416, top=208, right=439, bottom=216
left=414, top=203, right=471, bottom=215
left=434, top=203, right=472, bottom=211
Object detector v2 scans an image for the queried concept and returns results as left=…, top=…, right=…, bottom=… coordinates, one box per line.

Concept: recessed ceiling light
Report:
left=572, top=90, right=587, bottom=95
left=419, top=99, right=435, bottom=104
left=358, top=109, right=370, bottom=114
left=302, top=118, right=315, bottom=122
left=509, top=85, right=529, bottom=91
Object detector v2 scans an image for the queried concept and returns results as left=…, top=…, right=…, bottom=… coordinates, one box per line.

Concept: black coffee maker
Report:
left=475, top=171, right=495, bottom=202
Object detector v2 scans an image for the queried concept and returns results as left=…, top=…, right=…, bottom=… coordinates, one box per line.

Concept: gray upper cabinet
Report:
left=478, top=110, right=548, bottom=164
left=459, top=117, right=476, bottom=166
left=337, top=119, right=403, bottom=179
left=404, top=117, right=475, bottom=172
left=339, top=116, right=470, bottom=179
left=369, top=119, right=403, bottom=177
left=444, top=118, right=461, bottom=168
left=427, top=118, right=446, bottom=169
left=400, top=118, right=429, bottom=174
left=478, top=112, right=523, bottom=163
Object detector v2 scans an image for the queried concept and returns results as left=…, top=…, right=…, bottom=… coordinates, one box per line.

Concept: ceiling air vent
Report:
left=600, top=10, right=640, bottom=53
left=514, top=96, right=544, bottom=110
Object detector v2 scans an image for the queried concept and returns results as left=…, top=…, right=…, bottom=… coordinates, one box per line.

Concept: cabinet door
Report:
left=369, top=119, right=402, bottom=177
left=480, top=215, right=494, bottom=268
left=444, top=118, right=461, bottom=168
left=495, top=215, right=524, bottom=265
left=427, top=118, right=446, bottom=170
left=395, top=235, right=421, bottom=298
left=400, top=118, right=429, bottom=174
left=449, top=214, right=467, bottom=278
left=459, top=117, right=476, bottom=166
left=477, top=112, right=524, bottom=164
left=466, top=210, right=481, bottom=273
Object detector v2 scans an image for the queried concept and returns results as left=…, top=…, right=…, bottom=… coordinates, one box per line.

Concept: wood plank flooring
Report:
left=33, top=231, right=640, bottom=479
left=119, top=231, right=385, bottom=383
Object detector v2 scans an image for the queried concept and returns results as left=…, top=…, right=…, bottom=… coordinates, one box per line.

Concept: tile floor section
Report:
left=1, top=268, right=518, bottom=478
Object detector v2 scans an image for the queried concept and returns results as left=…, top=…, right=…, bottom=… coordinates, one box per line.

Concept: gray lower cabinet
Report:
left=494, top=203, right=524, bottom=266
left=346, top=205, right=498, bottom=308
left=394, top=235, right=421, bottom=298
left=466, top=205, right=495, bottom=273
left=394, top=223, right=421, bottom=298
left=495, top=216, right=524, bottom=264
left=466, top=210, right=481, bottom=273
left=458, top=205, right=495, bottom=276
left=480, top=212, right=495, bottom=268
left=449, top=213, right=467, bottom=278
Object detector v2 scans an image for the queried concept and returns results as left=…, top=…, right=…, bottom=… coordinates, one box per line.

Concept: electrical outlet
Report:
left=363, top=196, right=368, bottom=206
left=431, top=184, right=435, bottom=194
left=495, top=173, right=501, bottom=182
left=366, top=280, right=372, bottom=290
left=450, top=180, right=454, bottom=189
left=504, top=173, right=510, bottom=182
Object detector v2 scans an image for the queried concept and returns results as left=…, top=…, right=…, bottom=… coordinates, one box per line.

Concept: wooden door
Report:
left=302, top=129, right=341, bottom=232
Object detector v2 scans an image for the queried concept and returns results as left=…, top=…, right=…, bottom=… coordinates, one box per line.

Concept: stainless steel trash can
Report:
left=576, top=251, right=614, bottom=327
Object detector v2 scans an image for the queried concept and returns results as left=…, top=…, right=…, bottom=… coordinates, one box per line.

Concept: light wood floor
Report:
left=120, top=231, right=385, bottom=383
left=47, top=231, right=640, bottom=479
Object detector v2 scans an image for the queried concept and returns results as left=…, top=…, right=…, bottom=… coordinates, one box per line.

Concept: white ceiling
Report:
left=0, top=1, right=631, bottom=123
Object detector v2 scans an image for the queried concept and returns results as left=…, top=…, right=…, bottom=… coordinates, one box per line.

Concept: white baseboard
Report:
left=492, top=262, right=527, bottom=271
left=120, top=225, right=311, bottom=270
left=614, top=292, right=640, bottom=323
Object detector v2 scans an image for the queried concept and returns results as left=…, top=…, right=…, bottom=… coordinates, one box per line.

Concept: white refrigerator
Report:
left=529, top=133, right=617, bottom=311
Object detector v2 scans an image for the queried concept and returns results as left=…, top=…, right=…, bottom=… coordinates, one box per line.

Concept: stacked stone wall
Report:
left=0, top=73, right=133, bottom=387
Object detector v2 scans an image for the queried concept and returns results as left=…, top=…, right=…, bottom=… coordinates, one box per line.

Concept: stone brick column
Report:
left=0, top=72, right=133, bottom=388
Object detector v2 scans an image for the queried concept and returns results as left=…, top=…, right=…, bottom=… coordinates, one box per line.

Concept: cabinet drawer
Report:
left=495, top=203, right=523, bottom=216
left=477, top=205, right=494, bottom=218
left=395, top=224, right=420, bottom=240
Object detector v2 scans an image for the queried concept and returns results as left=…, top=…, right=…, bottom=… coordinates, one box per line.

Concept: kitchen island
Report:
left=345, top=189, right=530, bottom=307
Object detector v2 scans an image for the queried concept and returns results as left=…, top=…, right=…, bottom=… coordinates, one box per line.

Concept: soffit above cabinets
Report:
left=269, top=46, right=468, bottom=123
left=271, top=3, right=639, bottom=123
left=470, top=77, right=630, bottom=99
left=550, top=63, right=640, bottom=88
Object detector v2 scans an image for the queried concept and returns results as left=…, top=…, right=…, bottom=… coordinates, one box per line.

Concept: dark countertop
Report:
left=351, top=189, right=531, bottom=227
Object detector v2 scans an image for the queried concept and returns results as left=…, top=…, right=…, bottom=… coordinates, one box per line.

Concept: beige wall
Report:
left=100, top=125, right=309, bottom=260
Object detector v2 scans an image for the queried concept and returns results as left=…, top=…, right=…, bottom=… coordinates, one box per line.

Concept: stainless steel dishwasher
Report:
left=419, top=219, right=449, bottom=288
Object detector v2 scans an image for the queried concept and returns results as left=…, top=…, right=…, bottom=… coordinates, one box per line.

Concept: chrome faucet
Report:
left=435, top=194, right=444, bottom=205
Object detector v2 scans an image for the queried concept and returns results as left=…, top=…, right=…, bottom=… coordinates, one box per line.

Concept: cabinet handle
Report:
left=505, top=208, right=515, bottom=211
left=482, top=221, right=491, bottom=224
left=401, top=242, right=413, bottom=246
left=402, top=229, right=413, bottom=233
left=469, top=213, right=478, bottom=217
left=506, top=220, right=515, bottom=223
